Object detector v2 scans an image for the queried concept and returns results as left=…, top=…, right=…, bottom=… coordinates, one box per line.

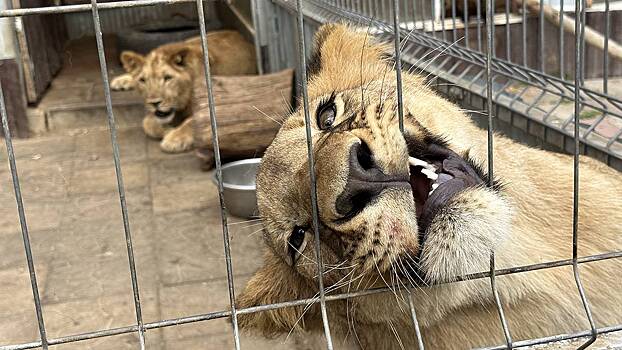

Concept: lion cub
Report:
left=111, top=30, right=256, bottom=153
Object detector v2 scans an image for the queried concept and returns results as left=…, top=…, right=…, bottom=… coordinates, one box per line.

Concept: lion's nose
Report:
left=335, top=142, right=410, bottom=218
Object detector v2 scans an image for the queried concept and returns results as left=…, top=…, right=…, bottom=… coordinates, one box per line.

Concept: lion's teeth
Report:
left=409, top=156, right=428, bottom=168
left=408, top=156, right=436, bottom=171
left=421, top=168, right=438, bottom=181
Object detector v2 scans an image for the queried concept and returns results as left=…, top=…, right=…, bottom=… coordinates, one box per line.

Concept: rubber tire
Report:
left=115, top=18, right=221, bottom=57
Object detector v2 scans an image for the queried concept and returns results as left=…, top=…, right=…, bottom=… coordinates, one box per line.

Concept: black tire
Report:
left=116, top=18, right=221, bottom=58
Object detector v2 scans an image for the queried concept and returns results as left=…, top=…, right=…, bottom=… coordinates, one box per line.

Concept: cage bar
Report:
left=0, top=83, right=49, bottom=350
left=89, top=1, right=146, bottom=347
left=485, top=0, right=512, bottom=345
left=570, top=0, right=598, bottom=348
left=194, top=0, right=242, bottom=348
left=294, top=0, right=334, bottom=348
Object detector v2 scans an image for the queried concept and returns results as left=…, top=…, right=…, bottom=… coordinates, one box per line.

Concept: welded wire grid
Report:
left=1, top=0, right=622, bottom=349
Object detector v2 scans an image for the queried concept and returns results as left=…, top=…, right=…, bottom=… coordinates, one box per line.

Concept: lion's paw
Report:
left=142, top=116, right=166, bottom=139
left=110, top=74, right=136, bottom=91
left=160, top=128, right=194, bottom=153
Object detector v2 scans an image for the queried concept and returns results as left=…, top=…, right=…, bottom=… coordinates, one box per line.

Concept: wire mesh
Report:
left=1, top=0, right=622, bottom=349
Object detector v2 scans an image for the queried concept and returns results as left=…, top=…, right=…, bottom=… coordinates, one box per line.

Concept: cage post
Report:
left=485, top=0, right=513, bottom=346
left=538, top=0, right=544, bottom=71
left=504, top=0, right=510, bottom=60
left=250, top=0, right=265, bottom=74
left=464, top=0, right=469, bottom=48
left=441, top=0, right=447, bottom=42
left=194, top=0, right=242, bottom=348
left=570, top=0, right=598, bottom=347
left=451, top=0, right=457, bottom=43
left=603, top=0, right=610, bottom=93
left=0, top=81, right=49, bottom=350
left=294, top=0, right=334, bottom=348
left=560, top=0, right=565, bottom=78
left=89, top=1, right=146, bottom=348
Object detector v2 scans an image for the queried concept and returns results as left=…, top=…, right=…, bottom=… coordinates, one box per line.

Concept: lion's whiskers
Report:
left=228, top=218, right=262, bottom=226
left=253, top=105, right=284, bottom=125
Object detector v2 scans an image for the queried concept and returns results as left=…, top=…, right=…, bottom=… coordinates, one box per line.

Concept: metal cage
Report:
left=1, top=0, right=621, bottom=349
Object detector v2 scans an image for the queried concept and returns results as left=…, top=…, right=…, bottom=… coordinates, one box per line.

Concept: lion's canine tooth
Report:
left=408, top=156, right=436, bottom=171
left=421, top=168, right=438, bottom=181
left=409, top=156, right=428, bottom=168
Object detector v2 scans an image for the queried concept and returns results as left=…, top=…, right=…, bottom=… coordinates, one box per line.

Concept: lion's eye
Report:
left=316, top=97, right=337, bottom=130
left=138, top=77, right=146, bottom=83
left=164, top=75, right=173, bottom=82
left=287, top=226, right=308, bottom=266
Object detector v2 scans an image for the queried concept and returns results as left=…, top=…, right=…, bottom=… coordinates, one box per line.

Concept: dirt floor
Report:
left=1, top=36, right=621, bottom=350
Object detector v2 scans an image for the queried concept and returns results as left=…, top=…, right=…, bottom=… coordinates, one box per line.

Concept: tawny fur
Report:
left=236, top=24, right=622, bottom=349
left=112, top=30, right=256, bottom=153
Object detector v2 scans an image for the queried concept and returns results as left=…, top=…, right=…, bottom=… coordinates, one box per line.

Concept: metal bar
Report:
left=464, top=0, right=469, bottom=48
left=521, top=0, right=527, bottom=66
left=559, top=0, right=565, bottom=79
left=392, top=1, right=425, bottom=344
left=194, top=0, right=242, bottom=348
left=0, top=0, right=202, bottom=17
left=571, top=0, right=597, bottom=347
left=451, top=0, right=457, bottom=43
left=0, top=82, right=49, bottom=350
left=486, top=0, right=512, bottom=346
left=295, top=0, right=334, bottom=348
left=250, top=0, right=265, bottom=74
left=394, top=0, right=405, bottom=133
left=3, top=249, right=622, bottom=350
left=539, top=0, right=544, bottom=72
left=441, top=0, right=447, bottom=41
left=505, top=0, right=510, bottom=60
left=430, top=0, right=436, bottom=37
left=490, top=253, right=513, bottom=348
left=603, top=0, right=610, bottom=94
left=580, top=0, right=586, bottom=86
left=89, top=1, right=146, bottom=348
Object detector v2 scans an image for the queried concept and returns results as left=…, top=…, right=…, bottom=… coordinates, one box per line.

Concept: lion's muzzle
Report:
left=335, top=141, right=410, bottom=221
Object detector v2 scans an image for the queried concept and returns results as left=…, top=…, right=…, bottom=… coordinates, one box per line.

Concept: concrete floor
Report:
left=0, top=126, right=303, bottom=349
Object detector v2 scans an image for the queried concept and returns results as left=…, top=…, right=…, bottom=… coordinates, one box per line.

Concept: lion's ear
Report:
left=305, top=23, right=392, bottom=93
left=120, top=51, right=145, bottom=73
left=306, top=23, right=340, bottom=76
left=169, top=46, right=195, bottom=68
left=236, top=250, right=310, bottom=337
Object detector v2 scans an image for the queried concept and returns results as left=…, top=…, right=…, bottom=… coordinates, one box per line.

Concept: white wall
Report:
left=0, top=2, right=17, bottom=60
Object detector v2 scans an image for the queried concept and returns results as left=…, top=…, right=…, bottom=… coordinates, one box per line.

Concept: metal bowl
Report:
left=212, top=158, right=261, bottom=219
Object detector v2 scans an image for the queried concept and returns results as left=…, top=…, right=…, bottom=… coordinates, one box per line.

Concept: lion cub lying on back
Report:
left=111, top=30, right=256, bottom=153
left=235, top=24, right=622, bottom=349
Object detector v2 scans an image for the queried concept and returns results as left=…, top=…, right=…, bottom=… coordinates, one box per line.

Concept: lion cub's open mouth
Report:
left=408, top=144, right=484, bottom=233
